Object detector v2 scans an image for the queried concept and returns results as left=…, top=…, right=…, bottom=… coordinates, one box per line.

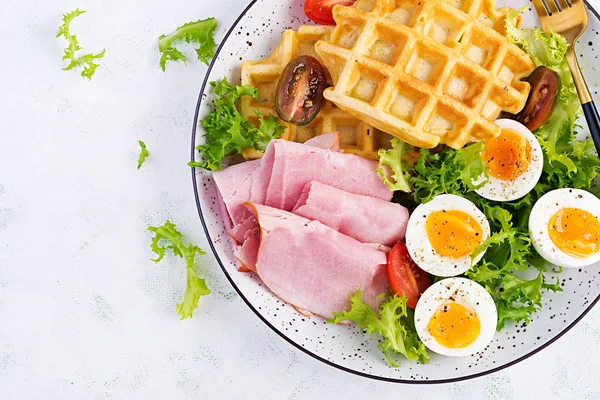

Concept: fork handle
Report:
left=582, top=101, right=600, bottom=154
left=566, top=51, right=600, bottom=155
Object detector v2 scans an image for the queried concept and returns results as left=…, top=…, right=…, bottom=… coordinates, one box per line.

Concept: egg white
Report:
left=405, top=194, right=490, bottom=277
left=529, top=188, right=600, bottom=268
left=414, top=278, right=497, bottom=357
left=475, top=119, right=543, bottom=202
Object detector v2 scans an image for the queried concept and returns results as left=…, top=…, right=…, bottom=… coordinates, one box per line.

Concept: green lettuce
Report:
left=148, top=220, right=210, bottom=320
left=410, top=142, right=488, bottom=203
left=191, top=78, right=285, bottom=171
left=159, top=18, right=218, bottom=71
left=377, top=138, right=412, bottom=192
left=137, top=140, right=149, bottom=169
left=464, top=199, right=562, bottom=329
left=328, top=290, right=429, bottom=367
left=56, top=9, right=105, bottom=79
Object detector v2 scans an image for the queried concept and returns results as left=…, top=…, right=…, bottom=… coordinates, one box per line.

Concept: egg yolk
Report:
left=427, top=302, right=481, bottom=348
left=426, top=210, right=483, bottom=258
left=483, top=129, right=531, bottom=181
left=548, top=208, right=600, bottom=258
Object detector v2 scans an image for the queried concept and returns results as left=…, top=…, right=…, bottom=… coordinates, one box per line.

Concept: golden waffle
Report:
left=314, top=0, right=535, bottom=149
left=240, top=24, right=393, bottom=160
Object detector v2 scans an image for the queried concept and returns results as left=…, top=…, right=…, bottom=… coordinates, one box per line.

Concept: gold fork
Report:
left=532, top=0, right=600, bottom=151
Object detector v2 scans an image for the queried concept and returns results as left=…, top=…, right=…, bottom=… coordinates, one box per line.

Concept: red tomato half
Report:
left=304, top=0, right=357, bottom=25
left=386, top=242, right=432, bottom=309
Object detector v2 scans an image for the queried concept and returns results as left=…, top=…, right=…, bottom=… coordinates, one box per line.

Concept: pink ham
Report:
left=234, top=227, right=259, bottom=273
left=265, top=140, right=392, bottom=211
left=292, top=181, right=409, bottom=246
left=213, top=159, right=261, bottom=225
left=304, top=131, right=340, bottom=151
left=228, top=215, right=257, bottom=244
left=245, top=202, right=388, bottom=318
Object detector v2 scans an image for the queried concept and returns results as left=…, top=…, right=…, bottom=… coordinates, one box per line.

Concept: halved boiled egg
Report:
left=475, top=119, right=543, bottom=201
left=405, top=194, right=490, bottom=277
left=529, top=188, right=600, bottom=268
left=414, top=278, right=497, bottom=357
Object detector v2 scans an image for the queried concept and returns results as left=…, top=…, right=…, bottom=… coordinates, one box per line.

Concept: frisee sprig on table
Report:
left=328, top=290, right=429, bottom=367
left=158, top=18, right=218, bottom=71
left=148, top=220, right=210, bottom=320
left=56, top=9, right=105, bottom=80
left=137, top=140, right=149, bottom=169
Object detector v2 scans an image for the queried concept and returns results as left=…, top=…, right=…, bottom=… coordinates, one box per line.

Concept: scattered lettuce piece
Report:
left=410, top=143, right=488, bottom=203
left=57, top=9, right=105, bottom=80
left=158, top=18, right=218, bottom=71
left=328, top=289, right=429, bottom=366
left=137, top=140, right=149, bottom=169
left=148, top=220, right=210, bottom=320
left=377, top=138, right=412, bottom=192
left=194, top=78, right=285, bottom=171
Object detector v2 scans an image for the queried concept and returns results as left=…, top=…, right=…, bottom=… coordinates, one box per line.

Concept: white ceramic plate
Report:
left=191, top=0, right=600, bottom=383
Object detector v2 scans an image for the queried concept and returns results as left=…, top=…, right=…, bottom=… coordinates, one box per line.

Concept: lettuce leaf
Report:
left=137, top=140, right=149, bottom=169
left=192, top=78, right=285, bottom=171
left=464, top=197, right=563, bottom=329
left=377, top=138, right=412, bottom=192
left=56, top=9, right=105, bottom=80
left=159, top=18, right=218, bottom=71
left=148, top=220, right=210, bottom=320
left=328, top=290, right=429, bottom=366
left=410, top=142, right=488, bottom=203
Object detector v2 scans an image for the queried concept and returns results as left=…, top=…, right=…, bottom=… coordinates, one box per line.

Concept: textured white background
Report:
left=1, top=0, right=600, bottom=398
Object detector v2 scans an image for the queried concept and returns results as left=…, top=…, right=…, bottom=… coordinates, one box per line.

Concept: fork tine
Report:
left=545, top=0, right=560, bottom=13
left=553, top=0, right=564, bottom=11
left=533, top=0, right=552, bottom=16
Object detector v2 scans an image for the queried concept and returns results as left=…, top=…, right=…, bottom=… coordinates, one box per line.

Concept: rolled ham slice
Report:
left=265, top=140, right=392, bottom=211
left=213, top=159, right=261, bottom=225
left=215, top=133, right=343, bottom=221
left=293, top=181, right=409, bottom=246
left=304, top=131, right=340, bottom=151
left=245, top=203, right=388, bottom=318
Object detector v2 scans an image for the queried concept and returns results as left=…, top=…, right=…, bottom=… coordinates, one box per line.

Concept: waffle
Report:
left=240, top=24, right=393, bottom=160
left=314, top=0, right=535, bottom=149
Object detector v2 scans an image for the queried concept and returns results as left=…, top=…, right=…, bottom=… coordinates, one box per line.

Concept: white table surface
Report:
left=1, top=0, right=600, bottom=398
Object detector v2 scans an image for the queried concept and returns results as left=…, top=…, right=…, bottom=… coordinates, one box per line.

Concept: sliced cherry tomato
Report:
left=304, top=0, right=357, bottom=25
left=275, top=55, right=327, bottom=125
left=386, top=242, right=431, bottom=309
left=517, top=66, right=560, bottom=131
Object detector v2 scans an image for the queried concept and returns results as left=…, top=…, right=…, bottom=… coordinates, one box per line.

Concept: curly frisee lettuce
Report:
left=159, top=18, right=218, bottom=71
left=328, top=290, right=429, bottom=367
left=137, top=140, right=149, bottom=169
left=148, top=221, right=210, bottom=320
left=190, top=78, right=285, bottom=171
left=57, top=9, right=105, bottom=79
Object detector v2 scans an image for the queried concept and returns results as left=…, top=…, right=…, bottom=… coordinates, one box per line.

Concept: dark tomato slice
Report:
left=517, top=66, right=560, bottom=131
left=275, top=55, right=327, bottom=126
left=386, top=242, right=431, bottom=309
left=304, top=0, right=357, bottom=25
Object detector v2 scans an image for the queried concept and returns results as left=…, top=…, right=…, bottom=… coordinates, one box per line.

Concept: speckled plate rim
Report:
left=191, top=0, right=600, bottom=384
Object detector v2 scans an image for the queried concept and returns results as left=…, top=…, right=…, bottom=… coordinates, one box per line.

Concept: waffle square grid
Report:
left=315, top=0, right=535, bottom=149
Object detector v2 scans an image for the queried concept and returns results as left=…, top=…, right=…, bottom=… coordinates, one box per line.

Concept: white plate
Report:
left=191, top=0, right=600, bottom=383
